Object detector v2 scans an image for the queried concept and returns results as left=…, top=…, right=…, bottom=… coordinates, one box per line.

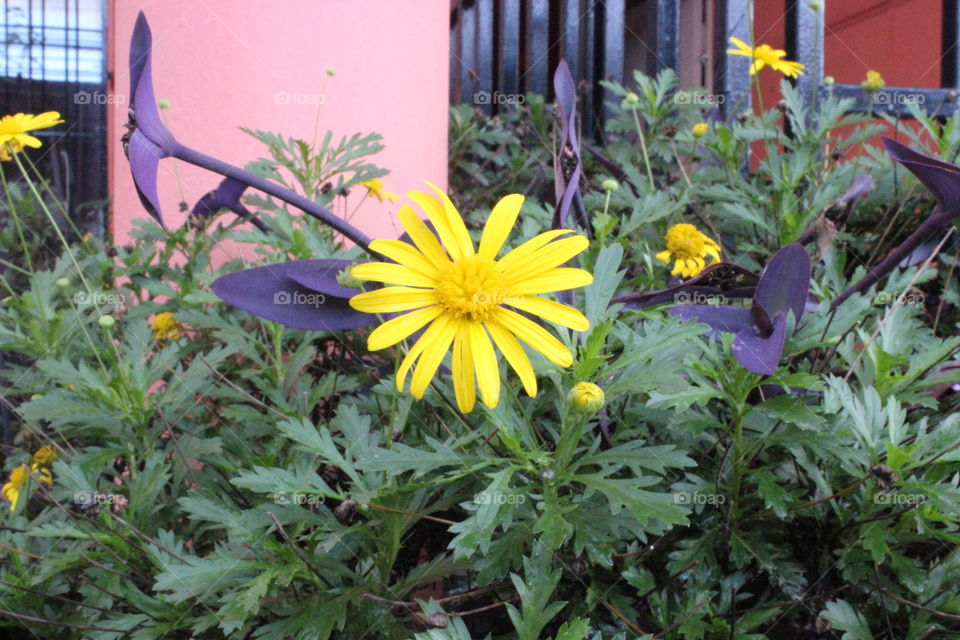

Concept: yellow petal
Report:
left=396, top=204, right=450, bottom=269
left=655, top=250, right=672, bottom=264
left=425, top=181, right=475, bottom=258
left=368, top=239, right=439, bottom=277
left=493, top=308, right=573, bottom=367
left=508, top=268, right=593, bottom=295
left=478, top=194, right=523, bottom=260
left=367, top=305, right=443, bottom=350
left=506, top=296, right=590, bottom=331
left=468, top=322, right=500, bottom=408
left=397, top=314, right=452, bottom=392
left=496, top=229, right=573, bottom=273
left=410, top=316, right=458, bottom=399
left=350, top=287, right=436, bottom=313
left=452, top=322, right=476, bottom=412
left=502, top=235, right=590, bottom=282
left=16, top=134, right=42, bottom=148
left=350, top=263, right=436, bottom=288
left=486, top=320, right=537, bottom=397
left=728, top=36, right=752, bottom=53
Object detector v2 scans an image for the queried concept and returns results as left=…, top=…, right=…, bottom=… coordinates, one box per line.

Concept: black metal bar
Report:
left=943, top=0, right=960, bottom=87
left=714, top=0, right=752, bottom=119
left=562, top=0, right=581, bottom=82
left=825, top=83, right=959, bottom=118
left=459, top=1, right=475, bottom=102
left=476, top=0, right=494, bottom=113
left=525, top=0, right=549, bottom=95
left=498, top=0, right=521, bottom=98
left=786, top=0, right=823, bottom=107
left=654, top=0, right=679, bottom=72
left=600, top=0, right=625, bottom=125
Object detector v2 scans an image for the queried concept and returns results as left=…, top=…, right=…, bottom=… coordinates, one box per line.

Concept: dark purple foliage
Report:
left=210, top=259, right=375, bottom=331
left=671, top=244, right=811, bottom=376
left=553, top=60, right=588, bottom=230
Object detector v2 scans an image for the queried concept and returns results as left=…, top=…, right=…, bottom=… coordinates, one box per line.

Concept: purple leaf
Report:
left=553, top=59, right=587, bottom=230
left=614, top=262, right=759, bottom=310
left=671, top=305, right=754, bottom=335
left=284, top=259, right=365, bottom=298
left=190, top=178, right=270, bottom=233
left=210, top=260, right=375, bottom=331
left=732, top=313, right=788, bottom=376
left=836, top=174, right=873, bottom=206
left=754, top=243, right=810, bottom=322
left=882, top=137, right=960, bottom=214
left=126, top=12, right=177, bottom=227
left=125, top=130, right=164, bottom=226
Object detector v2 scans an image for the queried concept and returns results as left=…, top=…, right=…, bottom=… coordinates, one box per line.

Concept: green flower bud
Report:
left=624, top=92, right=640, bottom=106
left=601, top=178, right=619, bottom=192
left=158, top=98, right=170, bottom=110
left=336, top=267, right=364, bottom=289
left=326, top=68, right=336, bottom=77
left=567, top=382, right=605, bottom=414
left=97, top=314, right=115, bottom=329
left=808, top=1, right=821, bottom=10
left=55, top=278, right=70, bottom=289
left=823, top=76, right=835, bottom=87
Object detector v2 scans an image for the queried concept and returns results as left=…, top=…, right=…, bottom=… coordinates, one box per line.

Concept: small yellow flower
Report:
left=362, top=178, right=400, bottom=203
left=0, top=111, right=63, bottom=161
left=150, top=312, right=183, bottom=341
left=32, top=445, right=57, bottom=468
left=692, top=122, right=709, bottom=138
left=726, top=37, right=805, bottom=78
left=656, top=223, right=721, bottom=278
left=567, top=382, right=605, bottom=414
left=349, top=183, right=593, bottom=413
left=861, top=70, right=885, bottom=92
left=2, top=464, right=52, bottom=511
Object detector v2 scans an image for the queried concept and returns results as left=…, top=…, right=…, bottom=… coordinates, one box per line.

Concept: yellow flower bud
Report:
left=692, top=122, right=709, bottom=138
left=861, top=70, right=885, bottom=93
left=567, top=382, right=605, bottom=414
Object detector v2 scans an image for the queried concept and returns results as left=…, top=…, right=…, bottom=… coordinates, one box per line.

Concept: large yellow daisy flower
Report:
left=349, top=183, right=593, bottom=413
left=726, top=37, right=805, bottom=78
left=0, top=111, right=63, bottom=161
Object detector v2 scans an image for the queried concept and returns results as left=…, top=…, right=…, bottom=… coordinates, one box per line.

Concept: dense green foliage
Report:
left=0, top=69, right=958, bottom=639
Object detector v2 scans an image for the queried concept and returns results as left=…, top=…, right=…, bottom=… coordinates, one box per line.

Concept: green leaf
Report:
left=821, top=600, right=874, bottom=640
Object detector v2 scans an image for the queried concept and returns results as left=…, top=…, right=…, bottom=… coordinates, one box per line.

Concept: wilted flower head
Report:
left=656, top=223, right=721, bottom=278
left=349, top=183, right=593, bottom=413
left=362, top=178, right=400, bottom=203
left=32, top=445, right=57, bottom=468
left=861, top=70, right=885, bottom=92
left=150, top=312, right=182, bottom=341
left=727, top=37, right=805, bottom=78
left=0, top=111, right=63, bottom=161
left=2, top=464, right=52, bottom=511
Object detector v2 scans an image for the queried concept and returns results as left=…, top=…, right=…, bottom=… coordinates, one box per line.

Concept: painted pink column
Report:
left=106, top=0, right=449, bottom=251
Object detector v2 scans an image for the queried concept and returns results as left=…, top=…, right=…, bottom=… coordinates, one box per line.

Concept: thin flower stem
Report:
left=630, top=109, right=655, bottom=190
left=172, top=143, right=373, bottom=251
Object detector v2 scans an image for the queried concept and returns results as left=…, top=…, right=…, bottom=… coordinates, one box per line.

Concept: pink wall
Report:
left=107, top=1, right=449, bottom=252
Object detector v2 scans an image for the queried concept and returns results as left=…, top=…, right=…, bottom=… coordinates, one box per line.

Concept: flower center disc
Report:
left=666, top=224, right=705, bottom=261
left=435, top=255, right=508, bottom=322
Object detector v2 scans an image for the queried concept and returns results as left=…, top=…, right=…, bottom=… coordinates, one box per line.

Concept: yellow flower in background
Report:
left=150, top=312, right=183, bottom=341
left=362, top=178, right=400, bottom=203
left=692, top=122, right=709, bottom=138
left=349, top=183, right=593, bottom=413
left=861, top=70, right=885, bottom=92
left=567, top=381, right=605, bottom=414
left=2, top=464, right=52, bottom=511
left=726, top=37, right=805, bottom=78
left=32, top=445, right=57, bottom=468
left=0, top=111, right=63, bottom=161
left=656, top=223, right=721, bottom=278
